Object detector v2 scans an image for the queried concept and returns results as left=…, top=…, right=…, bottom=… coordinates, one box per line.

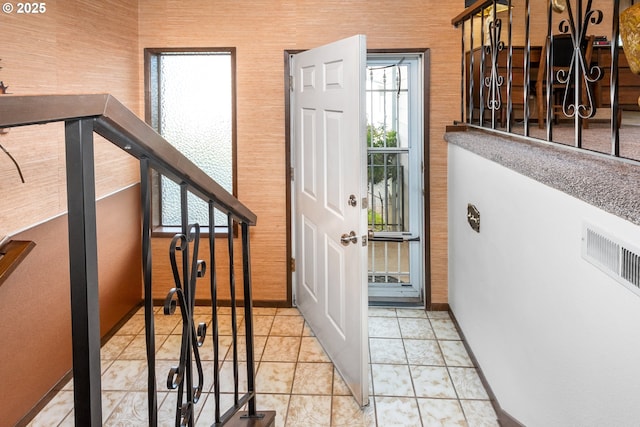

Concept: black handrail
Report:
left=0, top=94, right=273, bottom=426
left=0, top=94, right=256, bottom=225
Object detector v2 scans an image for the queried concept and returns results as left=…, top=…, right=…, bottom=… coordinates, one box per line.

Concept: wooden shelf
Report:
left=0, top=240, right=36, bottom=287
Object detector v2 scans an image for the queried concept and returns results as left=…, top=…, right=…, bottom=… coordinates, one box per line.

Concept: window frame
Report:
left=144, top=47, right=238, bottom=237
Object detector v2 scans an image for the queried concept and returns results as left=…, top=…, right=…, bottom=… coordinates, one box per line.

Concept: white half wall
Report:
left=448, top=143, right=640, bottom=427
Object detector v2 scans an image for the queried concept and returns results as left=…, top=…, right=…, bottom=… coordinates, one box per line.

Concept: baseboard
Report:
left=448, top=309, right=525, bottom=427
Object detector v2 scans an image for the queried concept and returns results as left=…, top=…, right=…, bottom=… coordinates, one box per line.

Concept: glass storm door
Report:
left=366, top=54, right=424, bottom=304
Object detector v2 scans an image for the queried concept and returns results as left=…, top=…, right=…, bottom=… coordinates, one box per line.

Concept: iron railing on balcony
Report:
left=452, top=0, right=640, bottom=163
left=0, top=94, right=275, bottom=427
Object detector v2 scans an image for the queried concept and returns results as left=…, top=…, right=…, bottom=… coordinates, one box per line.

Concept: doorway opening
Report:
left=285, top=48, right=430, bottom=310
left=366, top=52, right=428, bottom=307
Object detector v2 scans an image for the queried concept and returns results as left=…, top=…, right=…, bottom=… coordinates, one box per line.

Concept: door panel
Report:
left=292, top=34, right=369, bottom=406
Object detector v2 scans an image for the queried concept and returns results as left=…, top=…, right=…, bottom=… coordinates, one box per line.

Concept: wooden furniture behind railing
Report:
left=466, top=45, right=543, bottom=127
left=594, top=46, right=640, bottom=111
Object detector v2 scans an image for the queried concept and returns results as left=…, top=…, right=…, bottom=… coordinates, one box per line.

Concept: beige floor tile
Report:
left=291, top=362, right=333, bottom=395
left=440, top=340, right=474, bottom=367
left=28, top=390, right=74, bottom=427
left=398, top=317, right=435, bottom=339
left=368, top=317, right=401, bottom=338
left=460, top=400, right=500, bottom=427
left=101, top=334, right=135, bottom=360
left=252, top=307, right=278, bottom=315
left=369, top=338, right=407, bottom=364
left=368, top=307, right=397, bottom=317
left=218, top=360, right=249, bottom=394
left=270, top=315, right=304, bottom=336
left=256, top=362, right=296, bottom=394
left=302, top=321, right=315, bottom=336
left=427, top=310, right=451, bottom=320
left=285, top=394, right=331, bottom=427
left=417, top=398, right=467, bottom=426
left=103, top=391, right=149, bottom=426
left=252, top=315, right=275, bottom=336
left=331, top=395, right=376, bottom=427
left=410, top=365, right=458, bottom=399
left=404, top=339, right=445, bottom=366
left=374, top=396, right=422, bottom=427
left=119, top=335, right=157, bottom=360
left=115, top=315, right=145, bottom=335
left=449, top=368, right=489, bottom=400
left=254, top=393, right=290, bottom=427
left=156, top=335, right=184, bottom=360
left=36, top=305, right=498, bottom=427
left=153, top=314, right=183, bottom=335
left=396, top=308, right=428, bottom=318
left=298, top=336, right=330, bottom=362
left=333, top=368, right=352, bottom=396
left=261, top=336, right=301, bottom=362
left=194, top=392, right=236, bottom=427
left=371, top=364, right=414, bottom=397
left=275, top=307, right=302, bottom=316
left=430, top=318, right=461, bottom=340
left=101, top=360, right=147, bottom=391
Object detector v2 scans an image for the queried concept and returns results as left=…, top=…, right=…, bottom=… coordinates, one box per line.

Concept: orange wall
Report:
left=0, top=0, right=141, bottom=239
left=0, top=185, right=142, bottom=426
left=139, top=0, right=462, bottom=305
left=0, top=1, right=142, bottom=423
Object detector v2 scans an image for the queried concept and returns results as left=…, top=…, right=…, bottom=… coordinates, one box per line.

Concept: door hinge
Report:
left=290, top=166, right=295, bottom=181
left=290, top=257, right=296, bottom=272
left=290, top=74, right=295, bottom=92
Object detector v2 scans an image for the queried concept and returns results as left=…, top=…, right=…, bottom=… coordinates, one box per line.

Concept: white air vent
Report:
left=582, top=224, right=640, bottom=297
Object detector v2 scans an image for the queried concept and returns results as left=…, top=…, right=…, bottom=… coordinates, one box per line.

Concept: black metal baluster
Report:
left=227, top=213, right=239, bottom=404
left=524, top=0, right=532, bottom=136
left=611, top=0, right=621, bottom=156
left=506, top=0, right=513, bottom=132
left=140, top=158, right=158, bottom=427
left=209, top=202, right=221, bottom=424
left=241, top=221, right=258, bottom=417
left=65, top=119, right=102, bottom=427
left=469, top=12, right=476, bottom=124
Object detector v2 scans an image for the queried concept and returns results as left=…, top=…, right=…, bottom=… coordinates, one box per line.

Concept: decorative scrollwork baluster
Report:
left=484, top=15, right=505, bottom=115
left=163, top=223, right=207, bottom=426
left=556, top=0, right=604, bottom=119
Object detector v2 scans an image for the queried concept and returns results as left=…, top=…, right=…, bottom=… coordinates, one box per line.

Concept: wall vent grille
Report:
left=583, top=224, right=640, bottom=297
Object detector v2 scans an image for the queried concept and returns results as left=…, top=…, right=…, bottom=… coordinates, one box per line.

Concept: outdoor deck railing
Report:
left=0, top=94, right=274, bottom=426
left=452, top=0, right=640, bottom=163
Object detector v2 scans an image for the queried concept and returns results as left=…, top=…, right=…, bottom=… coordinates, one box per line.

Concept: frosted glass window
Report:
left=149, top=51, right=234, bottom=228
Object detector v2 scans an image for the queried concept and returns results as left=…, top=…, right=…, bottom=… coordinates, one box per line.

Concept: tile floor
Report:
left=28, top=306, right=498, bottom=426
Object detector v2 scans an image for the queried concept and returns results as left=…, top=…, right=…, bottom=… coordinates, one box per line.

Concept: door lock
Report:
left=340, top=231, right=358, bottom=246
left=348, top=194, right=357, bottom=207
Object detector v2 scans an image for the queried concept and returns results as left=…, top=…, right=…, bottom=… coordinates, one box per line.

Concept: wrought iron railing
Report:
left=0, top=94, right=274, bottom=426
left=452, top=0, right=640, bottom=163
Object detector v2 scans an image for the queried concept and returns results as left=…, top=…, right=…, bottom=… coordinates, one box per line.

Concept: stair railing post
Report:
left=64, top=119, right=102, bottom=426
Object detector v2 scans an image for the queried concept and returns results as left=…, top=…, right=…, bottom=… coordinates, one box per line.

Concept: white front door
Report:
left=291, top=35, right=369, bottom=406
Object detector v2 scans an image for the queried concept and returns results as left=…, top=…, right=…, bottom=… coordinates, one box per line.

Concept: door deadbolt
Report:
left=348, top=194, right=357, bottom=207
left=340, top=231, right=358, bottom=246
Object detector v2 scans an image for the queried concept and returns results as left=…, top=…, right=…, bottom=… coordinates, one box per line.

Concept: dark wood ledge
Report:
left=0, top=240, right=36, bottom=287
